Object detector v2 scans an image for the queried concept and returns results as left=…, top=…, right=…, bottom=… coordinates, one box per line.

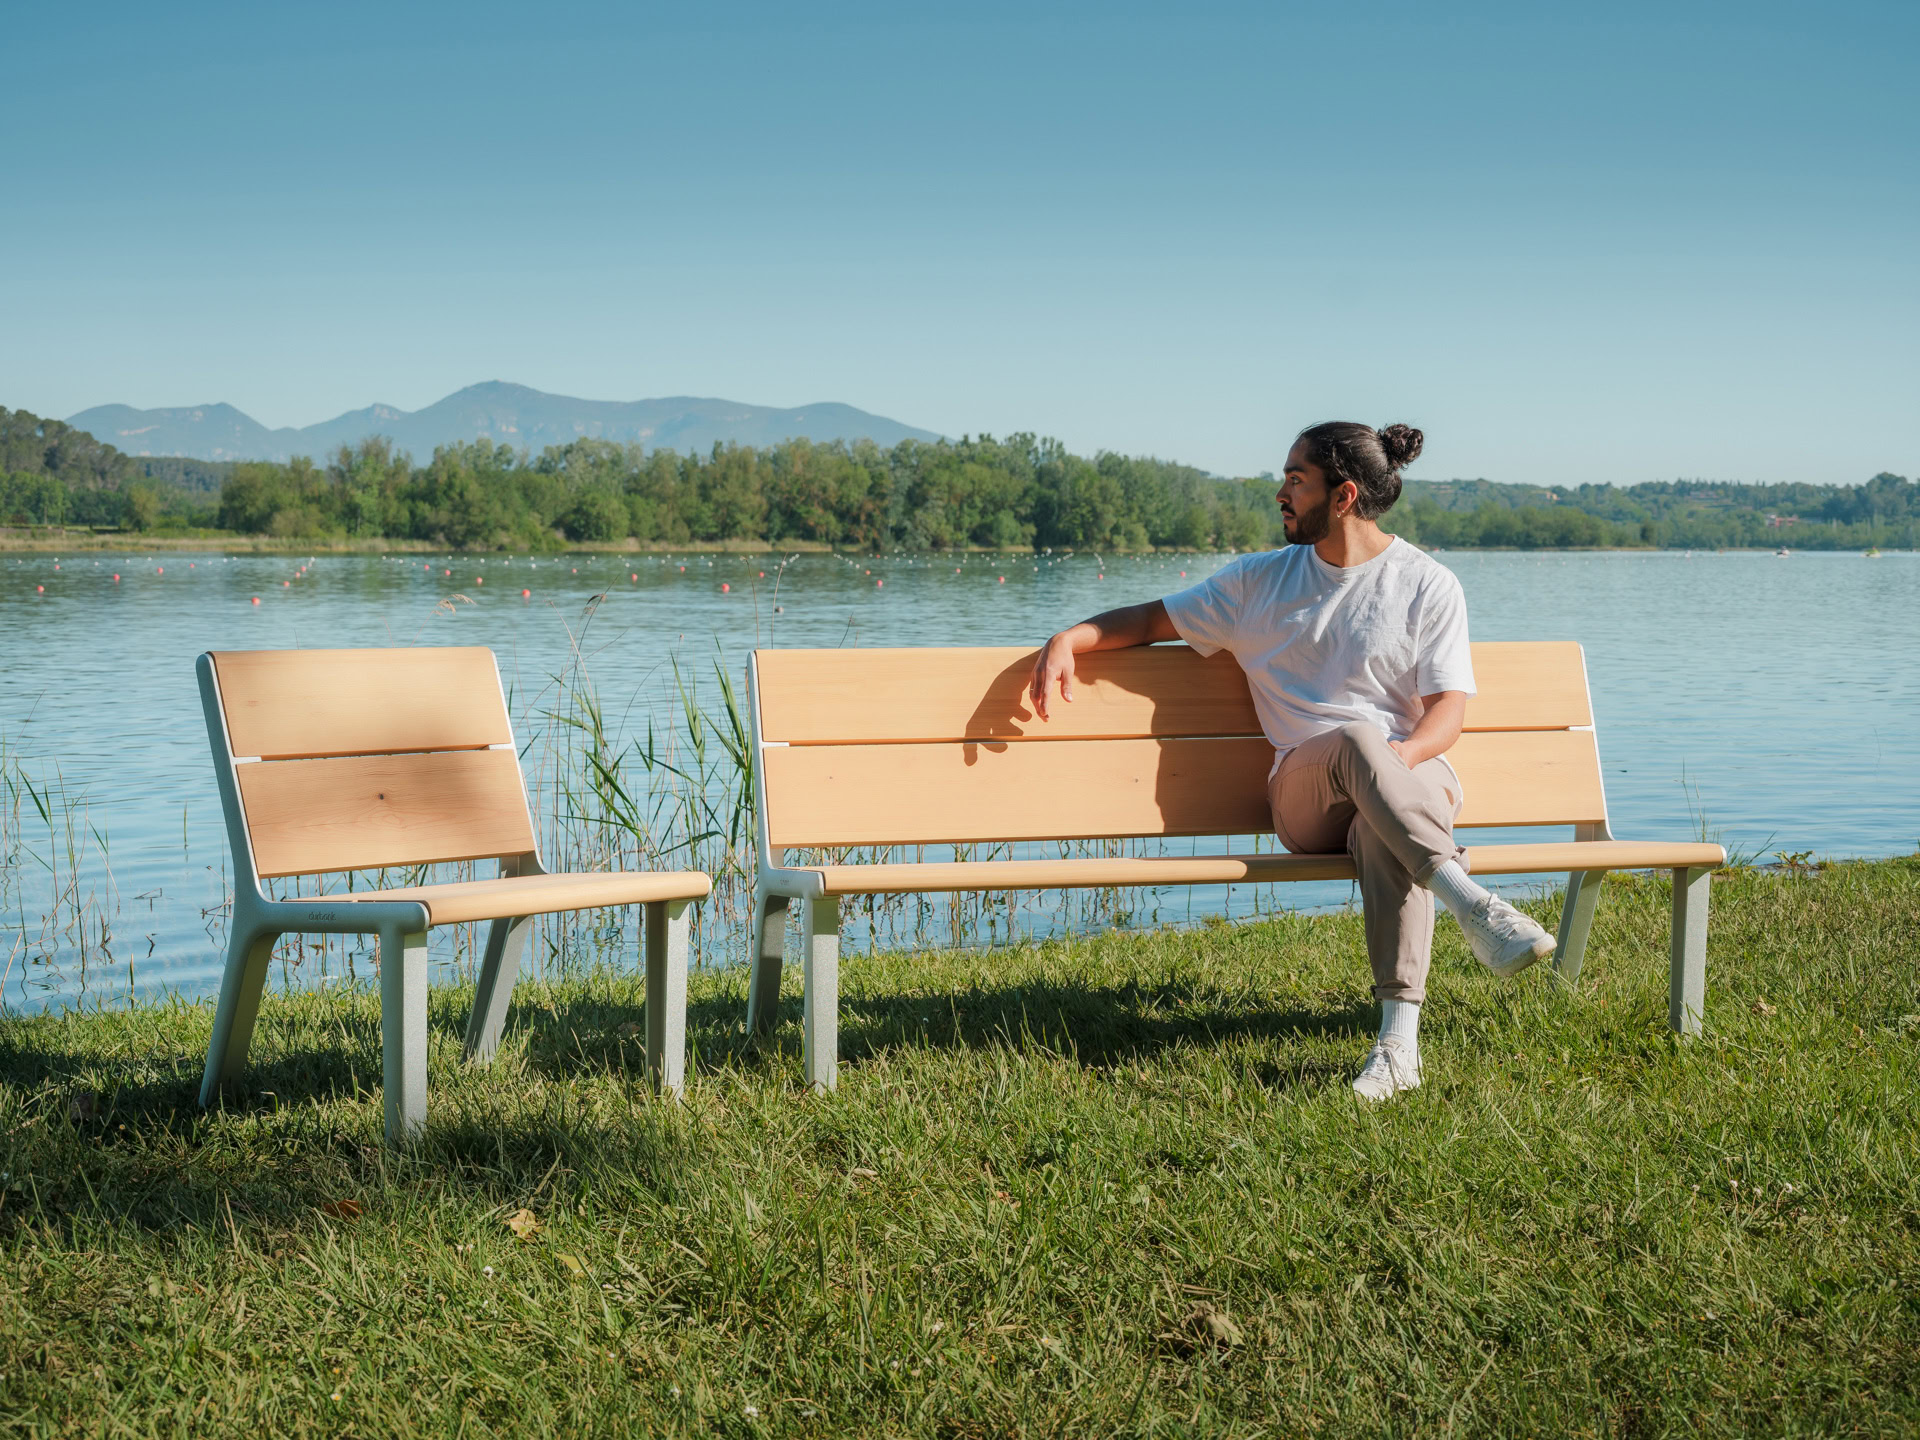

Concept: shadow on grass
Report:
left=517, top=975, right=1376, bottom=1086
left=0, top=967, right=1371, bottom=1229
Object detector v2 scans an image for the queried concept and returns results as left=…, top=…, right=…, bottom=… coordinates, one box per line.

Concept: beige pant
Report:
left=1267, top=722, right=1467, bottom=1005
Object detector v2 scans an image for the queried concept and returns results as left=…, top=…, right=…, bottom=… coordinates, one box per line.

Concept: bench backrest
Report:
left=203, top=647, right=537, bottom=879
left=751, top=641, right=1607, bottom=851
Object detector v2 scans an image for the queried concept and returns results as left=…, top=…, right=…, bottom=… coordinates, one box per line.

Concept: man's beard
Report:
left=1282, top=499, right=1331, bottom=545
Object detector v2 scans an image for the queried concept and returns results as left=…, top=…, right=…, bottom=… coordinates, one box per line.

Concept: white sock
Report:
left=1426, top=859, right=1490, bottom=923
left=1379, top=998, right=1420, bottom=1055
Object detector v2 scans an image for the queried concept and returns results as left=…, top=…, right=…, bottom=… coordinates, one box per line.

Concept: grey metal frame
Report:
left=196, top=651, right=692, bottom=1142
left=743, top=645, right=1714, bottom=1093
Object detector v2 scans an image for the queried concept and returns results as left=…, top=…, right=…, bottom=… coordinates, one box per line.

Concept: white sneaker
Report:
left=1458, top=893, right=1556, bottom=977
left=1352, top=1039, right=1422, bottom=1101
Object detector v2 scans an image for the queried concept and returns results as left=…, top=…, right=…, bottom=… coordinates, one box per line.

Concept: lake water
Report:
left=3, top=546, right=1916, bottom=1013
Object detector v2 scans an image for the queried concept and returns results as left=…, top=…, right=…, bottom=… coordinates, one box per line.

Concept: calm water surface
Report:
left=3, top=546, right=1915, bottom=1011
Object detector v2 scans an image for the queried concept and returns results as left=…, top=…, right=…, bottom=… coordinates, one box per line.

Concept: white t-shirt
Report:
left=1163, top=538, right=1476, bottom=761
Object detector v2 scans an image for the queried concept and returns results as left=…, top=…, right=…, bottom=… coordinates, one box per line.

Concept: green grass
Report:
left=3, top=860, right=1917, bottom=1437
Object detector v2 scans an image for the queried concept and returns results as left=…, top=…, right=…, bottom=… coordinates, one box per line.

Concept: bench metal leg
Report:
left=1668, top=867, right=1710, bottom=1037
left=464, top=914, right=534, bottom=1064
left=199, top=926, right=279, bottom=1106
left=745, top=890, right=789, bottom=1037
left=645, top=899, right=691, bottom=1098
left=802, top=895, right=841, bottom=1094
left=380, top=925, right=431, bottom=1143
left=1553, top=870, right=1605, bottom=986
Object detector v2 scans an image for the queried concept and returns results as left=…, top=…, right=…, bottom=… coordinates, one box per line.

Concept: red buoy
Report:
left=251, top=596, right=260, bottom=605
left=721, top=582, right=731, bottom=592
left=521, top=588, right=531, bottom=598
left=113, top=574, right=120, bottom=582
left=35, top=584, right=44, bottom=593
left=876, top=579, right=883, bottom=587
left=629, top=573, right=637, bottom=581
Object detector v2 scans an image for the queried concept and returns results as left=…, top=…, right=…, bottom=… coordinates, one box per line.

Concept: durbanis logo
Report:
left=306, top=910, right=339, bottom=923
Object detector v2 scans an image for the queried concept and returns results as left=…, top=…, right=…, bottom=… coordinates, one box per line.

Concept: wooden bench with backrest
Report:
left=743, top=641, right=1725, bottom=1091
left=197, top=646, right=711, bottom=1142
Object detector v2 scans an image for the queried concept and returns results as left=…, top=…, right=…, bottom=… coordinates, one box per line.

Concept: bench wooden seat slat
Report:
left=341, top=870, right=711, bottom=926
left=237, top=749, right=540, bottom=878
left=793, top=840, right=1728, bottom=896
left=747, top=637, right=1724, bottom=1092
left=754, top=640, right=1591, bottom=745
left=213, top=647, right=512, bottom=759
left=762, top=728, right=1607, bottom=848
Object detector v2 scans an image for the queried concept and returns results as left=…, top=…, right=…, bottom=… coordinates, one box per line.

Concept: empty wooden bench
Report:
left=197, top=646, right=711, bottom=1141
left=744, top=641, right=1725, bottom=1091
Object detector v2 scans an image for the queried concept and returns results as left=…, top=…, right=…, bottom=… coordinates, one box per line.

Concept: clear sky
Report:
left=3, top=0, right=1913, bottom=485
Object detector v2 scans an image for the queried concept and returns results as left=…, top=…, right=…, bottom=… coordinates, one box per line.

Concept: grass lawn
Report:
left=2, top=860, right=1917, bottom=1437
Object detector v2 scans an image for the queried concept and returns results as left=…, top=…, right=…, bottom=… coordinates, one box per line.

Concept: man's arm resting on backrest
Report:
left=1029, top=600, right=1179, bottom=721
left=1388, top=691, right=1467, bottom=768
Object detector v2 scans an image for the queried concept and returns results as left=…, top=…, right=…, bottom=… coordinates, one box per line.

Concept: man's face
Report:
left=1278, top=440, right=1334, bottom=546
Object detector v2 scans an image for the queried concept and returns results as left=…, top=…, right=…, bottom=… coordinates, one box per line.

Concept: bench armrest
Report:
left=757, top=862, right=825, bottom=901
left=239, top=897, right=433, bottom=935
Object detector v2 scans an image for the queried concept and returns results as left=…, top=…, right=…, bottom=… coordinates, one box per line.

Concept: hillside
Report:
left=67, top=381, right=943, bottom=463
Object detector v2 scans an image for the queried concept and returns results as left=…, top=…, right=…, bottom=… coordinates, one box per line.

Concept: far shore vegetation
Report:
left=5, top=405, right=1915, bottom=554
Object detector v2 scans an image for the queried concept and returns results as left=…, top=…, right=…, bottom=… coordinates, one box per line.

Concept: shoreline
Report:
left=0, top=529, right=1907, bottom=558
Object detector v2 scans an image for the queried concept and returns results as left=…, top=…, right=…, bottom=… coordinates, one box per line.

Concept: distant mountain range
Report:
left=67, top=381, right=942, bottom=463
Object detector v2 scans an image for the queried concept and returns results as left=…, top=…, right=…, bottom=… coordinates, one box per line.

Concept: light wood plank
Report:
left=1462, top=641, right=1592, bottom=730
left=1446, top=729, right=1608, bottom=827
left=238, top=749, right=538, bottom=877
left=757, top=645, right=1259, bottom=744
left=763, top=728, right=1606, bottom=848
left=766, top=736, right=1272, bottom=847
left=213, top=647, right=511, bottom=760
left=343, top=869, right=711, bottom=925
left=755, top=640, right=1590, bottom=745
left=796, top=838, right=1724, bottom=894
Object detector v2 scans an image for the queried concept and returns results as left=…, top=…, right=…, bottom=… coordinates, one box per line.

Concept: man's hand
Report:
left=1388, top=692, right=1467, bottom=768
left=1025, top=601, right=1176, bottom=723
left=1029, top=633, right=1078, bottom=721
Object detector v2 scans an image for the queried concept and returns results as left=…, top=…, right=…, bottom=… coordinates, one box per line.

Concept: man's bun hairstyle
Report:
left=1296, top=421, right=1424, bottom=519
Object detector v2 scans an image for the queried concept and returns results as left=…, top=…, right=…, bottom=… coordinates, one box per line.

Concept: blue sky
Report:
left=2, top=0, right=1913, bottom=484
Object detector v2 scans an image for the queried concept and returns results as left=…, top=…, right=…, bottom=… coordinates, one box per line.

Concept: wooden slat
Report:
left=1461, top=642, right=1591, bottom=730
left=1446, top=730, right=1608, bottom=827
left=213, top=647, right=511, bottom=760
left=766, top=737, right=1272, bottom=846
left=341, top=869, right=712, bottom=925
left=756, top=645, right=1259, bottom=743
left=237, top=749, right=538, bottom=877
left=799, top=837, right=1724, bottom=895
left=755, top=640, right=1590, bottom=745
left=810, top=854, right=1359, bottom=894
left=763, top=728, right=1606, bottom=849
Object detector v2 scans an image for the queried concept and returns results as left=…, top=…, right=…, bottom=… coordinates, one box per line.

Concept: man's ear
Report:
left=1334, top=479, right=1359, bottom=518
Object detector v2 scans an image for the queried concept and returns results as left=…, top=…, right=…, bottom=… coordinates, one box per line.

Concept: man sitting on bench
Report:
left=1028, top=421, right=1556, bottom=1101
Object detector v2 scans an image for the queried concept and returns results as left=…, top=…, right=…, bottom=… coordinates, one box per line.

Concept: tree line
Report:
left=2, top=405, right=1913, bottom=551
